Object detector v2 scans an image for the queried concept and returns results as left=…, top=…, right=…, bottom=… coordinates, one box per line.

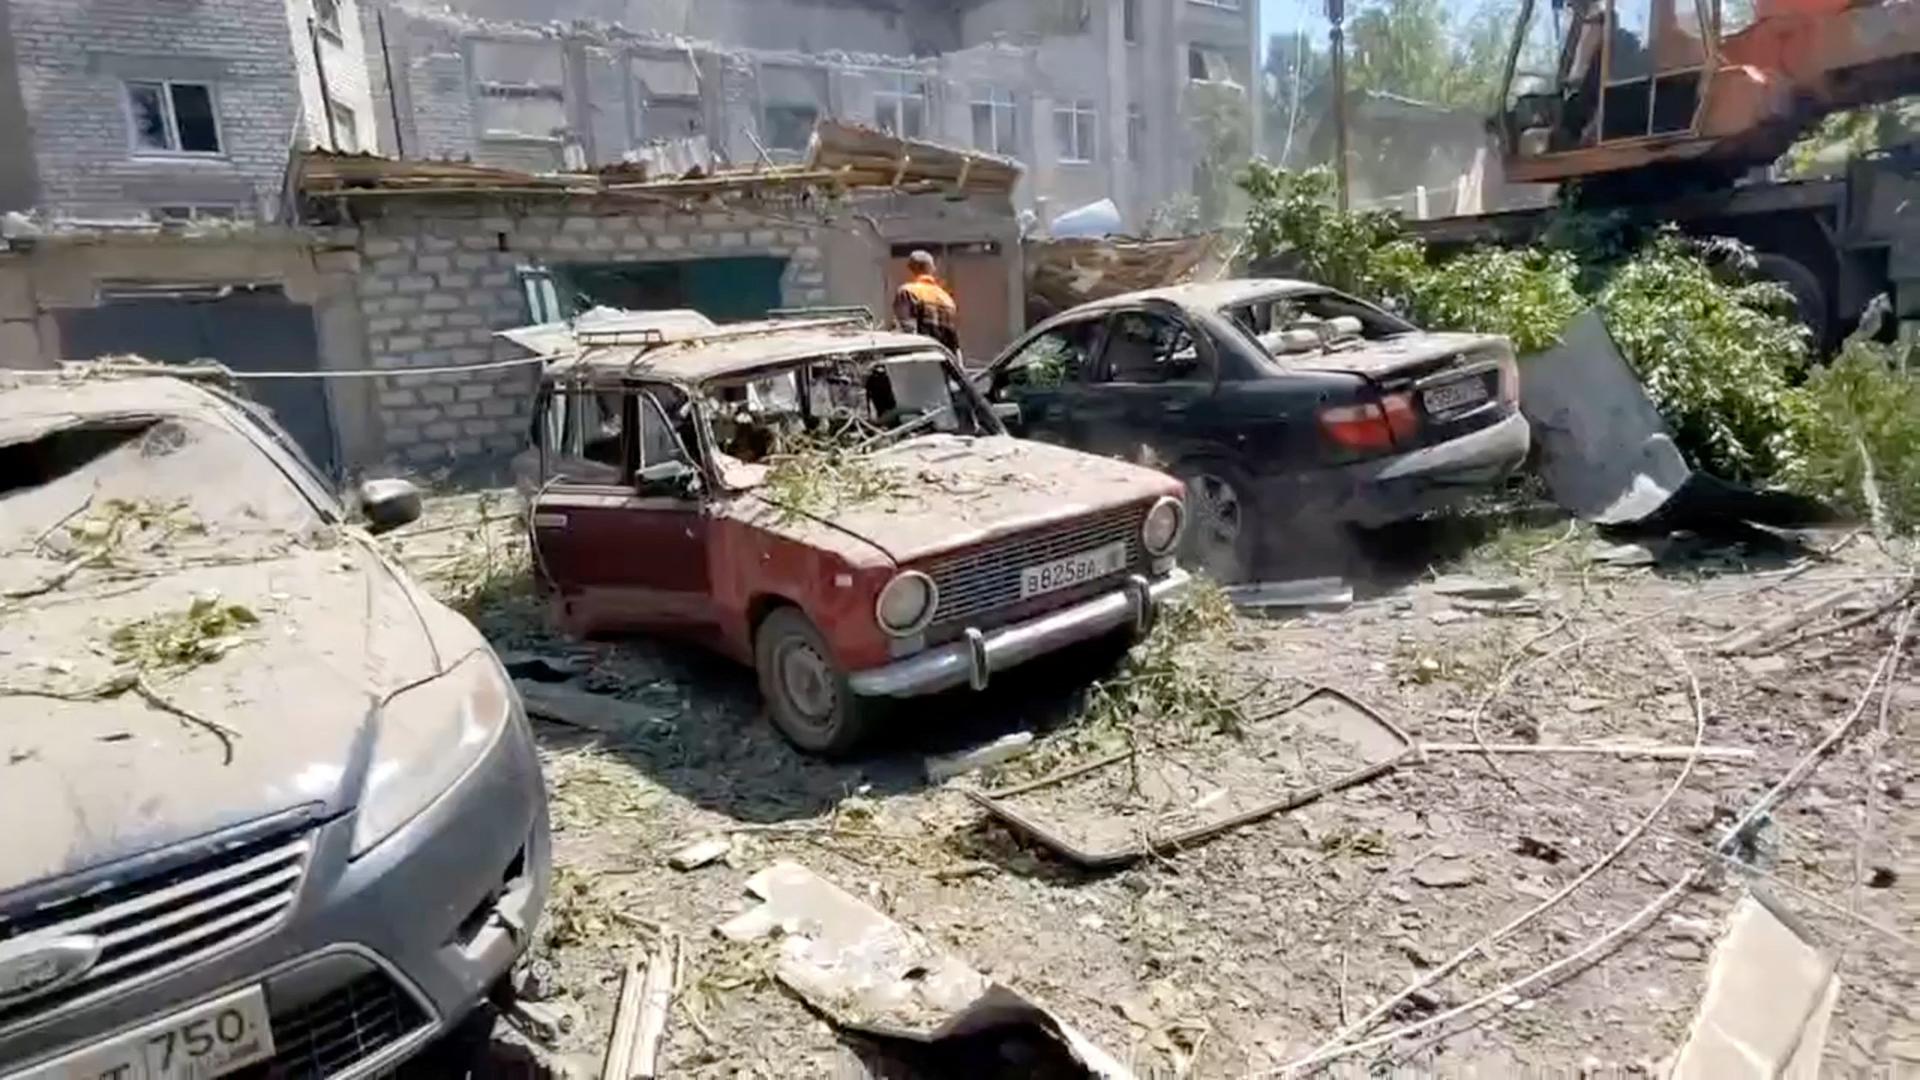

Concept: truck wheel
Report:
left=754, top=607, right=879, bottom=756
left=1176, top=463, right=1259, bottom=583
left=1753, top=254, right=1830, bottom=347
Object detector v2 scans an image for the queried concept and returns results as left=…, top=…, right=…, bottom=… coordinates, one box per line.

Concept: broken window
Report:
left=314, top=0, right=343, bottom=40
left=474, top=40, right=567, bottom=140
left=540, top=389, right=627, bottom=484
left=1127, top=105, right=1146, bottom=162
left=1123, top=0, right=1141, bottom=42
left=971, top=87, right=1017, bottom=155
left=1223, top=290, right=1414, bottom=355
left=1053, top=100, right=1097, bottom=164
left=1187, top=46, right=1238, bottom=85
left=328, top=102, right=360, bottom=152
left=126, top=81, right=221, bottom=154
left=997, top=322, right=1102, bottom=390
left=874, top=73, right=928, bottom=139
left=636, top=53, right=704, bottom=140
left=1100, top=311, right=1207, bottom=384
left=761, top=65, right=827, bottom=152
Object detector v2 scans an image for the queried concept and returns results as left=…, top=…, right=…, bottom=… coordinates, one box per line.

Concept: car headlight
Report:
left=1142, top=496, right=1185, bottom=556
left=351, top=650, right=513, bottom=857
left=875, top=571, right=938, bottom=637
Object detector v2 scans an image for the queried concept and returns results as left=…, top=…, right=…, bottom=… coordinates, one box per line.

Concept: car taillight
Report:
left=1381, top=392, right=1420, bottom=442
left=1498, top=355, right=1520, bottom=405
left=1318, top=403, right=1395, bottom=452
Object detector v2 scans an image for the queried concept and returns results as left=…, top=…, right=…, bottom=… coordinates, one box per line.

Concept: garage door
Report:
left=54, top=288, right=338, bottom=477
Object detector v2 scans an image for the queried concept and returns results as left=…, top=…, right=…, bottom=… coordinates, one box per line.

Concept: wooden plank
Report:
left=602, top=951, right=647, bottom=1080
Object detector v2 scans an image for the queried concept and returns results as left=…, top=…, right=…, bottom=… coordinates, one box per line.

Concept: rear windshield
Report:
left=1221, top=290, right=1414, bottom=356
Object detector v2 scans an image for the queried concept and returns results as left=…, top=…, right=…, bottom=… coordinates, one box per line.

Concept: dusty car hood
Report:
left=1275, top=331, right=1508, bottom=380
left=755, top=434, right=1173, bottom=564
left=0, top=538, right=449, bottom=895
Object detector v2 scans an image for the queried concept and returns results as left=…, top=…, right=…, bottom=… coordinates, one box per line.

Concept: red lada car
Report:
left=512, top=311, right=1190, bottom=754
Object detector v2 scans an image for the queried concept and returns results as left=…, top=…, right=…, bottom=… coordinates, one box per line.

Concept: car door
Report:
left=1077, top=302, right=1224, bottom=468
left=981, top=316, right=1107, bottom=447
left=532, top=382, right=713, bottom=634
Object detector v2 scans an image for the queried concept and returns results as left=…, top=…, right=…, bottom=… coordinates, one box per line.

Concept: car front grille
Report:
left=918, top=503, right=1147, bottom=631
left=246, top=972, right=429, bottom=1080
left=0, top=821, right=313, bottom=1034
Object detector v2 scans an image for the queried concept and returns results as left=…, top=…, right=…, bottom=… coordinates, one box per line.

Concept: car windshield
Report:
left=0, top=405, right=329, bottom=597
left=1220, top=290, right=1415, bottom=357
left=697, top=349, right=995, bottom=488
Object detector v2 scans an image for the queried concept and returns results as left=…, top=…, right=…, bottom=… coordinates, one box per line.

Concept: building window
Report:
left=475, top=40, right=568, bottom=141
left=764, top=104, right=818, bottom=151
left=1127, top=104, right=1146, bottom=162
left=1123, top=0, right=1141, bottom=43
left=874, top=73, right=928, bottom=139
left=126, top=81, right=221, bottom=155
left=971, top=87, right=1017, bottom=155
left=328, top=102, right=359, bottom=152
left=1053, top=100, right=1097, bottom=164
left=635, top=53, right=705, bottom=140
left=1188, top=46, right=1238, bottom=84
left=155, top=205, right=238, bottom=224
left=314, top=0, right=343, bottom=41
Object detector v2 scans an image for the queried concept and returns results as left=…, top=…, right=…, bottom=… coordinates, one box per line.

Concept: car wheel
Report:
left=1177, top=465, right=1258, bottom=583
left=754, top=607, right=878, bottom=756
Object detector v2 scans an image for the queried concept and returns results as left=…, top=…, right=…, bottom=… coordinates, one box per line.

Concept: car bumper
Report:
left=1265, top=409, right=1531, bottom=528
left=1, top=708, right=551, bottom=1080
left=848, top=569, right=1192, bottom=699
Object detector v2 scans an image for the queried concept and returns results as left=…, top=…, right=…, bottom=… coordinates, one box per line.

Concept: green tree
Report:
left=1345, top=0, right=1515, bottom=110
left=1784, top=97, right=1920, bottom=177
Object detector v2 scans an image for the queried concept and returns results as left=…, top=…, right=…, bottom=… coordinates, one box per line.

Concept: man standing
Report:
left=892, top=250, right=960, bottom=354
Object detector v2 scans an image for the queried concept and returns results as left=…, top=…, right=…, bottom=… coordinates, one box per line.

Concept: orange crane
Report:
left=1495, top=0, right=1920, bottom=186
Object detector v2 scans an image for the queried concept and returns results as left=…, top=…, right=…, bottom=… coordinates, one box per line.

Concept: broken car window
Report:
left=1225, top=290, right=1415, bottom=357
left=700, top=351, right=990, bottom=490
left=541, top=388, right=627, bottom=485
left=1100, top=311, right=1206, bottom=384
left=997, top=322, right=1101, bottom=390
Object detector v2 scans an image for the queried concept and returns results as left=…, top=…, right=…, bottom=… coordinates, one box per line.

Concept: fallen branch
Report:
left=1717, top=606, right=1913, bottom=855
left=1420, top=741, right=1753, bottom=763
left=1754, top=578, right=1918, bottom=656
left=0, top=673, right=239, bottom=764
left=1851, top=605, right=1916, bottom=963
left=1298, top=636, right=1708, bottom=1068
left=1713, top=585, right=1866, bottom=655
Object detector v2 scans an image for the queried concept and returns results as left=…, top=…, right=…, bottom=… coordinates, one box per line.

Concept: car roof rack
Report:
left=767, top=305, right=875, bottom=327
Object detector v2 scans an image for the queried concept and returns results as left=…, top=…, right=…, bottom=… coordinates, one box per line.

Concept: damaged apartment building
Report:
left=370, top=0, right=1258, bottom=230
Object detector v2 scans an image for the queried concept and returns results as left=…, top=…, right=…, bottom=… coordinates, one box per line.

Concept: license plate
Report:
left=15, top=986, right=275, bottom=1080
left=1019, top=541, right=1127, bottom=599
left=1422, top=376, right=1491, bottom=415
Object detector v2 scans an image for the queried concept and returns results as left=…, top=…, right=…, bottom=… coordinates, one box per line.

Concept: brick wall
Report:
left=285, top=0, right=378, bottom=154
left=347, top=200, right=831, bottom=474
left=9, top=0, right=303, bottom=220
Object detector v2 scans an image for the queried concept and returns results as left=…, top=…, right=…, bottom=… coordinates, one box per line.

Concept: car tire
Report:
left=1175, top=462, right=1259, bottom=583
left=754, top=607, right=880, bottom=756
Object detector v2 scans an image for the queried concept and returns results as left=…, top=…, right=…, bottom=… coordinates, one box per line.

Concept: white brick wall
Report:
left=10, top=0, right=305, bottom=221
left=285, top=0, right=378, bottom=154
left=348, top=201, right=832, bottom=472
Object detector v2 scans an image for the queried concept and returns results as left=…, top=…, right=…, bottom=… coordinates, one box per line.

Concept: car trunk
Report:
left=1266, top=331, right=1516, bottom=455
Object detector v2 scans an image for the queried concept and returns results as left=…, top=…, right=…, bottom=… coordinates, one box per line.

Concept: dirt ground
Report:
left=389, top=492, right=1919, bottom=1078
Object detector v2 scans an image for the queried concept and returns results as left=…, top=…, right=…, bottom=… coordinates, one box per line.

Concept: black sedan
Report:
left=981, top=280, right=1530, bottom=580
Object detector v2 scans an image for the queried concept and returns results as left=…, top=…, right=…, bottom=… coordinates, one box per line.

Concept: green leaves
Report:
left=108, top=594, right=261, bottom=673
left=1597, top=233, right=1809, bottom=483
left=1778, top=340, right=1920, bottom=531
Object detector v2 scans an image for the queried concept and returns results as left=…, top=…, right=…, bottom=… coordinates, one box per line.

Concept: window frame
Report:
left=873, top=72, right=930, bottom=139
left=969, top=86, right=1018, bottom=155
left=314, top=0, right=344, bottom=42
left=327, top=101, right=360, bottom=153
left=124, top=79, right=225, bottom=157
left=1052, top=100, right=1098, bottom=165
left=1091, top=306, right=1217, bottom=387
left=1127, top=104, right=1146, bottom=162
left=1123, top=0, right=1142, bottom=43
left=1187, top=0, right=1243, bottom=10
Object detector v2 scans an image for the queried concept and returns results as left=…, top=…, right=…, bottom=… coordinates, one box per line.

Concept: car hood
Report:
left=1271, top=331, right=1509, bottom=381
left=753, top=434, right=1175, bottom=564
left=0, top=538, right=459, bottom=895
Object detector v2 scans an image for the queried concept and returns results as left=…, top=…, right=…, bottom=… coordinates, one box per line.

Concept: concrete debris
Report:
left=1667, top=894, right=1839, bottom=1079
left=1429, top=575, right=1531, bottom=600
left=1226, top=578, right=1354, bottom=611
left=666, top=837, right=731, bottom=872
left=515, top=680, right=664, bottom=734
left=506, top=998, right=572, bottom=1045
left=1587, top=539, right=1663, bottom=566
left=718, top=862, right=1132, bottom=1078
left=924, top=731, right=1035, bottom=782
left=1411, top=861, right=1482, bottom=889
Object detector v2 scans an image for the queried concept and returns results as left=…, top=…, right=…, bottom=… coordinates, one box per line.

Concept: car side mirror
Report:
left=357, top=478, right=423, bottom=535
left=636, top=459, right=702, bottom=498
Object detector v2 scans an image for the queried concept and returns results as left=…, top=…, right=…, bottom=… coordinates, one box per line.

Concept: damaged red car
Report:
left=510, top=311, right=1191, bottom=754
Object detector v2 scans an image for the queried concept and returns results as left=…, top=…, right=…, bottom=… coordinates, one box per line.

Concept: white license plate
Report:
left=1019, top=541, right=1127, bottom=600
left=1422, top=377, right=1491, bottom=415
left=16, top=986, right=275, bottom=1080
